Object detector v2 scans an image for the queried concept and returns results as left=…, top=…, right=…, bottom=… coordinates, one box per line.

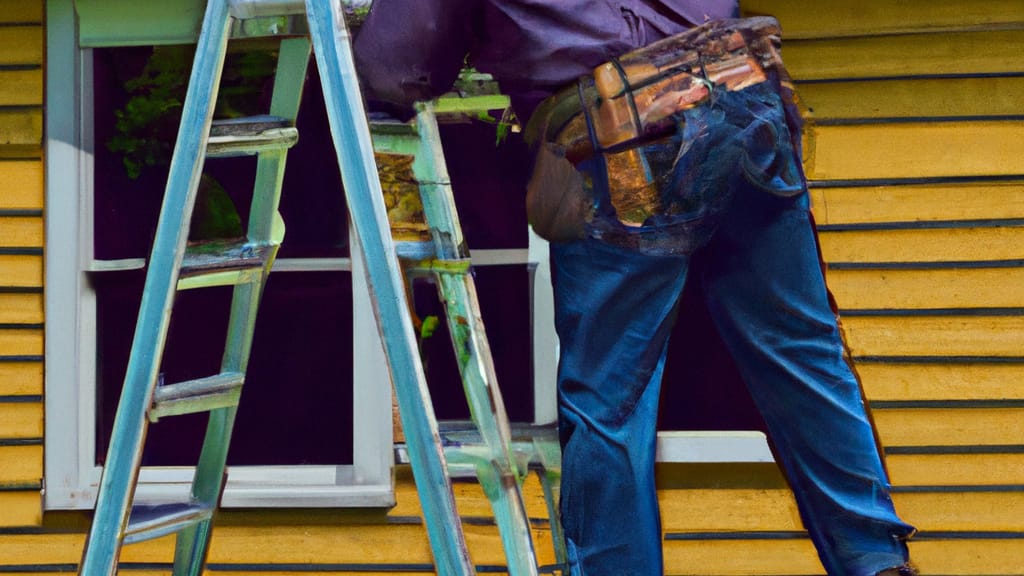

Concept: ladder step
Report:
left=228, top=0, right=306, bottom=19
left=207, top=115, right=299, bottom=158
left=124, top=501, right=214, bottom=545
left=395, top=240, right=435, bottom=260
left=439, top=420, right=559, bottom=445
left=179, top=238, right=273, bottom=290
left=393, top=421, right=560, bottom=478
left=149, top=371, right=245, bottom=422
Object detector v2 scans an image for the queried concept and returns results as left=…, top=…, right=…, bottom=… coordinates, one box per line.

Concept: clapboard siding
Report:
left=0, top=0, right=44, bottom=23
left=842, top=315, right=1024, bottom=357
left=0, top=109, right=44, bottom=149
left=0, top=444, right=42, bottom=484
left=819, top=225, right=1024, bottom=263
left=827, top=267, right=1024, bottom=310
left=0, top=293, right=44, bottom=325
left=742, top=0, right=1024, bottom=39
left=0, top=401, right=43, bottom=440
left=807, top=121, right=1024, bottom=181
left=0, top=362, right=42, bottom=396
left=783, top=30, right=1024, bottom=80
left=798, top=76, right=1024, bottom=121
left=0, top=216, right=44, bottom=247
left=0, top=27, right=43, bottom=66
left=665, top=537, right=1024, bottom=576
left=0, top=70, right=44, bottom=107
left=887, top=452, right=1024, bottom=486
left=0, top=0, right=45, bottom=534
left=856, top=362, right=1024, bottom=401
left=0, top=255, right=42, bottom=287
left=809, top=181, right=1024, bottom=225
left=741, top=1, right=1024, bottom=574
left=0, top=161, right=43, bottom=209
left=873, top=406, right=1024, bottom=447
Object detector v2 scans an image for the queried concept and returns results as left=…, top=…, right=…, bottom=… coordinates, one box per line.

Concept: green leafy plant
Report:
left=106, top=45, right=278, bottom=240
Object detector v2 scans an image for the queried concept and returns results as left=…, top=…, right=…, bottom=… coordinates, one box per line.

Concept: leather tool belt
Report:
left=523, top=16, right=805, bottom=251
left=525, top=16, right=790, bottom=163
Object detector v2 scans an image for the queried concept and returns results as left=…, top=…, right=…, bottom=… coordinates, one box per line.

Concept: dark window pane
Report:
left=95, top=270, right=355, bottom=466
left=92, top=45, right=355, bottom=467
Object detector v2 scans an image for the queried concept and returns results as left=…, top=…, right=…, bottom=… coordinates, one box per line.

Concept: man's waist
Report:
left=525, top=16, right=787, bottom=163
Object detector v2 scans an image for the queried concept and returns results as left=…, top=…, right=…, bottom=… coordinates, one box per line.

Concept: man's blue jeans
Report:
left=550, top=150, right=916, bottom=573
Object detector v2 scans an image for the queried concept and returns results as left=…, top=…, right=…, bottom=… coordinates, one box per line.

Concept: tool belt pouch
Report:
left=525, top=141, right=591, bottom=242
left=525, top=16, right=805, bottom=251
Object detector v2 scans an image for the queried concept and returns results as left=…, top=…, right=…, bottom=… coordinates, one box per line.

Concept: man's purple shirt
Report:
left=354, top=0, right=738, bottom=119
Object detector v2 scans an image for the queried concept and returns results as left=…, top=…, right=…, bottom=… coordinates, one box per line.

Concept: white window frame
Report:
left=43, top=0, right=394, bottom=509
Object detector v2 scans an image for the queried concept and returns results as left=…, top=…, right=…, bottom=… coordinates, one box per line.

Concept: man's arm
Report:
left=353, top=0, right=477, bottom=109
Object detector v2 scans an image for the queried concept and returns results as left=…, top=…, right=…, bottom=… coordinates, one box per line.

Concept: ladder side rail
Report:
left=303, top=1, right=475, bottom=575
left=413, top=104, right=539, bottom=576
left=411, top=104, right=517, bottom=458
left=79, top=1, right=233, bottom=574
left=172, top=38, right=312, bottom=576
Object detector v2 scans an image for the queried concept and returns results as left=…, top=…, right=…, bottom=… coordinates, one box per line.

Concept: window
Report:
left=45, top=0, right=772, bottom=511
left=45, top=0, right=552, bottom=509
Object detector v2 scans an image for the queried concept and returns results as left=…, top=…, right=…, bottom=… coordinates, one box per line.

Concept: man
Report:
left=354, top=2, right=918, bottom=575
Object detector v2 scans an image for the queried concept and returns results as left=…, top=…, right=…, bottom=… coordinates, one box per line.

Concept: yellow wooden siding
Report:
left=0, top=444, right=42, bottom=484
left=887, top=453, right=1024, bottom=486
left=810, top=181, right=1024, bottom=225
left=842, top=315, right=1024, bottom=357
left=0, top=216, right=44, bottom=247
left=0, top=524, right=556, bottom=570
left=0, top=70, right=44, bottom=107
left=0, top=255, right=42, bottom=287
left=782, top=30, right=1024, bottom=81
left=0, top=402, right=43, bottom=440
left=0, top=362, right=42, bottom=396
left=0, top=109, right=44, bottom=149
left=658, top=488, right=1024, bottom=534
left=0, top=329, right=43, bottom=358
left=0, top=0, right=44, bottom=23
left=798, top=76, right=1024, bottom=122
left=16, top=538, right=1020, bottom=576
left=747, top=2, right=1024, bottom=575
left=0, top=492, right=42, bottom=527
left=742, top=0, right=1024, bottom=39
left=820, top=226, right=1024, bottom=264
left=873, top=407, right=1024, bottom=447
left=807, top=121, right=1024, bottom=181
left=0, top=27, right=43, bottom=66
left=0, top=293, right=43, bottom=325
left=856, top=362, right=1024, bottom=401
left=0, top=0, right=45, bottom=537
left=827, top=268, right=1024, bottom=310
left=0, top=161, right=44, bottom=209
left=666, top=538, right=1024, bottom=576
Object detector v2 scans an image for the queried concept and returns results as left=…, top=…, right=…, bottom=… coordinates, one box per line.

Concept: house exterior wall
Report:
left=0, top=0, right=1021, bottom=573
left=737, top=0, right=1024, bottom=572
left=0, top=0, right=45, bottom=529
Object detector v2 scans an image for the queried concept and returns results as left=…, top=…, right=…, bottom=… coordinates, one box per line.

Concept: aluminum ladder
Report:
left=78, top=1, right=560, bottom=575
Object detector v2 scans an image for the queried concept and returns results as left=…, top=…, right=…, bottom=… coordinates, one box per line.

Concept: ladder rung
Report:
left=395, top=240, right=435, bottom=261
left=124, top=501, right=214, bottom=545
left=179, top=238, right=272, bottom=290
left=394, top=421, right=560, bottom=479
left=439, top=420, right=560, bottom=445
left=149, top=371, right=245, bottom=422
left=228, top=0, right=305, bottom=19
left=207, top=115, right=298, bottom=158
